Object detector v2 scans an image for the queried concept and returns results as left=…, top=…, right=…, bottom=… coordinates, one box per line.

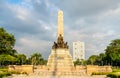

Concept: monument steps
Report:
left=33, top=70, right=87, bottom=76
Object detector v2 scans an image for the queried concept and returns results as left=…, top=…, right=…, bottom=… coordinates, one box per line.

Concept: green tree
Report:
left=0, top=27, right=17, bottom=66
left=0, top=54, right=17, bottom=65
left=87, top=55, right=99, bottom=65
left=30, top=53, right=47, bottom=65
left=74, top=59, right=86, bottom=66
left=0, top=28, right=16, bottom=55
left=105, top=39, right=120, bottom=66
left=16, top=54, right=27, bottom=65
left=99, top=53, right=106, bottom=66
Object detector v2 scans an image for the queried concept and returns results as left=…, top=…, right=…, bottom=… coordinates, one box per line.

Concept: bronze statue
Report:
left=52, top=34, right=68, bottom=49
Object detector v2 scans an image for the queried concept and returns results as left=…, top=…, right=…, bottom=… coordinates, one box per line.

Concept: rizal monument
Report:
left=47, top=10, right=74, bottom=73
left=8, top=10, right=112, bottom=76
left=46, top=10, right=111, bottom=76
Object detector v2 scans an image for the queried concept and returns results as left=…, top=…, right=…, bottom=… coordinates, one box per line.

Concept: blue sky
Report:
left=0, top=0, right=120, bottom=59
left=7, top=0, right=22, bottom=4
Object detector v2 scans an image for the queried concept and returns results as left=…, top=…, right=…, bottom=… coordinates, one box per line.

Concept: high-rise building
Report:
left=73, top=41, right=85, bottom=61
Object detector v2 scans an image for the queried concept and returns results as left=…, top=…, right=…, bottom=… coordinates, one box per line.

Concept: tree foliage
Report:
left=87, top=55, right=99, bottom=65
left=74, top=59, right=86, bottom=66
left=0, top=27, right=17, bottom=66
left=87, top=39, right=120, bottom=66
left=0, top=54, right=17, bottom=65
left=105, top=39, right=120, bottom=66
left=29, top=53, right=47, bottom=65
left=0, top=27, right=47, bottom=66
left=16, top=54, right=27, bottom=65
left=0, top=28, right=16, bottom=55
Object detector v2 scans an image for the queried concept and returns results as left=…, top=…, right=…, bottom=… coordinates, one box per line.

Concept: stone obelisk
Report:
left=58, top=10, right=64, bottom=37
left=47, top=10, right=74, bottom=74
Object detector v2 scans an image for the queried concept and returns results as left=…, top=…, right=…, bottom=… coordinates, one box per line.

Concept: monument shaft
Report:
left=58, top=10, right=64, bottom=37
left=47, top=10, right=74, bottom=73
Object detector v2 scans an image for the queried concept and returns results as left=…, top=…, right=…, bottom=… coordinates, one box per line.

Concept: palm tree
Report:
left=30, top=53, right=43, bottom=65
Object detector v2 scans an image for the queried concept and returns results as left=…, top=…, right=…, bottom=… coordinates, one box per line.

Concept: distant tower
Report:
left=58, top=10, right=64, bottom=37
left=73, top=41, right=85, bottom=61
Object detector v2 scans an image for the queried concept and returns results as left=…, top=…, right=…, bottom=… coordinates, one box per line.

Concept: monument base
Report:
left=47, top=48, right=74, bottom=72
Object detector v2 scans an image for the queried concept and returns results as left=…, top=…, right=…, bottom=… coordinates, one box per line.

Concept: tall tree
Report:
left=0, top=54, right=17, bottom=65
left=87, top=55, right=99, bottom=65
left=0, top=28, right=16, bottom=55
left=30, top=53, right=47, bottom=65
left=105, top=39, right=120, bottom=66
left=16, top=54, right=27, bottom=65
left=74, top=59, right=86, bottom=66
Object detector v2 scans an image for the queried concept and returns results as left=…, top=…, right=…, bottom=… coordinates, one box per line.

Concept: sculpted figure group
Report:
left=52, top=34, right=69, bottom=49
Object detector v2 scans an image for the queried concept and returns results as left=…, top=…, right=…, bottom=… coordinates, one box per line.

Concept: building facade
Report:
left=73, top=41, right=85, bottom=61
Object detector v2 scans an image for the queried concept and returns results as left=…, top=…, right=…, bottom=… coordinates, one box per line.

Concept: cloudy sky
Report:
left=0, top=0, right=120, bottom=59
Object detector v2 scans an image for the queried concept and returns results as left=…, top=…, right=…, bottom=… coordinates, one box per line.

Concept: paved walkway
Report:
left=6, top=75, right=108, bottom=78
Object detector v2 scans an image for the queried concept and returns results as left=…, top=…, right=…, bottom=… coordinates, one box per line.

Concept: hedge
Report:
left=92, top=72, right=110, bottom=75
left=107, top=72, right=120, bottom=78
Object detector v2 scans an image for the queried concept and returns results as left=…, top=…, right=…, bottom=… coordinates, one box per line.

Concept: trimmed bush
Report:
left=107, top=72, right=120, bottom=78
left=21, top=72, right=28, bottom=75
left=92, top=72, right=110, bottom=75
left=10, top=71, right=21, bottom=74
left=0, top=71, right=11, bottom=77
left=113, top=69, right=120, bottom=72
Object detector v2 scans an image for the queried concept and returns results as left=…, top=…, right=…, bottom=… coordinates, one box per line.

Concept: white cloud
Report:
left=92, top=30, right=116, bottom=40
left=75, top=18, right=85, bottom=26
left=35, top=0, right=42, bottom=4
left=1, top=0, right=120, bottom=59
left=7, top=3, right=31, bottom=21
left=15, top=36, right=52, bottom=57
left=104, top=6, right=120, bottom=18
left=38, top=20, right=52, bottom=31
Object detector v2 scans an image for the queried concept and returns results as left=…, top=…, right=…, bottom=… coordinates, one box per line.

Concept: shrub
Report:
left=0, top=71, right=11, bottom=77
left=0, top=68, right=8, bottom=72
left=107, top=72, right=120, bottom=78
left=112, top=69, right=120, bottom=72
left=21, top=72, right=28, bottom=75
left=0, top=68, right=12, bottom=77
left=10, top=71, right=21, bottom=74
left=92, top=72, right=110, bottom=75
